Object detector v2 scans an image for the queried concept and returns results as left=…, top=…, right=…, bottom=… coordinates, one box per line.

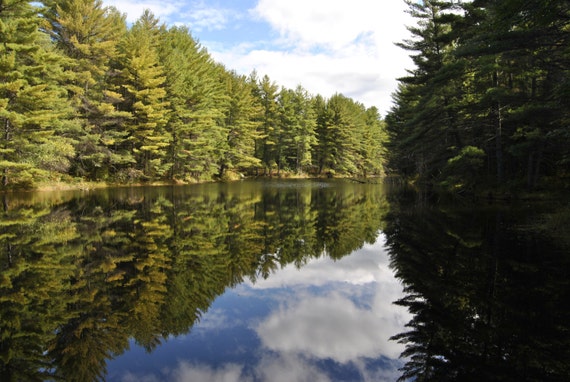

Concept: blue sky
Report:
left=102, top=0, right=414, bottom=116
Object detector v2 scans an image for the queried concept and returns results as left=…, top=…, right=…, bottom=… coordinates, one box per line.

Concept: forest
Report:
left=2, top=0, right=568, bottom=193
left=386, top=0, right=569, bottom=193
left=0, top=0, right=387, bottom=190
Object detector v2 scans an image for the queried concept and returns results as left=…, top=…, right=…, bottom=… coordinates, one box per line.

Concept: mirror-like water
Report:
left=0, top=180, right=567, bottom=381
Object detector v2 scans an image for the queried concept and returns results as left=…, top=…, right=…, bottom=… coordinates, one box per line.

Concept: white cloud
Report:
left=247, top=234, right=393, bottom=289
left=212, top=0, right=414, bottom=115
left=253, top=0, right=394, bottom=50
left=183, top=6, right=231, bottom=32
left=103, top=0, right=185, bottom=23
left=256, top=291, right=408, bottom=363
left=255, top=353, right=332, bottom=382
left=251, top=236, right=410, bottom=363
left=172, top=361, right=249, bottom=382
left=103, top=0, right=414, bottom=115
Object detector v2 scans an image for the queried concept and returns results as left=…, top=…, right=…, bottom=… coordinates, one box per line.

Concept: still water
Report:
left=0, top=179, right=568, bottom=381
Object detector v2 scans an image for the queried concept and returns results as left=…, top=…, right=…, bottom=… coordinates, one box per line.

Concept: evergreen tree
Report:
left=361, top=107, right=387, bottom=176
left=312, top=94, right=330, bottom=174
left=158, top=26, right=227, bottom=182
left=0, top=0, right=74, bottom=188
left=218, top=70, right=262, bottom=177
left=277, top=85, right=317, bottom=174
left=387, top=0, right=465, bottom=185
left=116, top=10, right=171, bottom=181
left=323, top=94, right=367, bottom=175
left=388, top=0, right=570, bottom=191
left=254, top=75, right=280, bottom=174
left=458, top=0, right=570, bottom=188
left=41, top=0, right=129, bottom=180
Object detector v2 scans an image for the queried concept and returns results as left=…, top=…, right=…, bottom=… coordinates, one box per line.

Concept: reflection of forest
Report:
left=384, top=190, right=570, bottom=381
left=0, top=180, right=388, bottom=381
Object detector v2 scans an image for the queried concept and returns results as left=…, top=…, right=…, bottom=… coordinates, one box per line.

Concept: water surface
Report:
left=0, top=180, right=568, bottom=381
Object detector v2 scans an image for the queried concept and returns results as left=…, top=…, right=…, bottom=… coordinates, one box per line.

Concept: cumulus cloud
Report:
left=253, top=0, right=396, bottom=51
left=214, top=0, right=413, bottom=114
left=256, top=291, right=408, bottom=362
left=255, top=353, right=332, bottom=382
left=104, top=0, right=414, bottom=115
left=172, top=361, right=249, bottom=382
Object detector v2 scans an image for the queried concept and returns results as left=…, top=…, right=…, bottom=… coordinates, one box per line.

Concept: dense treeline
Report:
left=0, top=0, right=386, bottom=189
left=386, top=0, right=569, bottom=192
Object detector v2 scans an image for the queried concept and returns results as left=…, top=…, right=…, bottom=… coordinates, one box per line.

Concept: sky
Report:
left=102, top=0, right=415, bottom=116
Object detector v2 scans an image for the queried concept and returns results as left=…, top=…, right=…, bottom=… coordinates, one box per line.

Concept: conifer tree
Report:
left=41, top=0, right=129, bottom=180
left=158, top=26, right=228, bottom=181
left=0, top=0, right=74, bottom=188
left=458, top=0, right=570, bottom=188
left=255, top=75, right=280, bottom=174
left=361, top=107, right=387, bottom=176
left=117, top=10, right=171, bottom=181
left=277, top=85, right=317, bottom=174
left=387, top=0, right=471, bottom=186
left=218, top=70, right=262, bottom=176
left=312, top=94, right=330, bottom=174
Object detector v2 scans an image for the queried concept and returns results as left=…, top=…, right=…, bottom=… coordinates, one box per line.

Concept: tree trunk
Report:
left=493, top=70, right=504, bottom=185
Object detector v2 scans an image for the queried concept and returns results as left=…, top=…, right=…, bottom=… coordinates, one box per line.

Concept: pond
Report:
left=0, top=179, right=568, bottom=381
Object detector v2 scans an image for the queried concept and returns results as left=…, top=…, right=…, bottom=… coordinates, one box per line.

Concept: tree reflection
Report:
left=384, top=190, right=570, bottom=381
left=0, top=180, right=388, bottom=381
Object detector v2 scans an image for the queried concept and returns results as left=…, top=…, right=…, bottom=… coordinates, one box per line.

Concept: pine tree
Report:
left=41, top=0, right=129, bottom=180
left=277, top=85, right=317, bottom=174
left=117, top=10, right=171, bottom=181
left=158, top=26, right=227, bottom=182
left=387, top=0, right=470, bottom=186
left=312, top=94, right=330, bottom=174
left=361, top=106, right=387, bottom=176
left=0, top=0, right=74, bottom=188
left=218, top=69, right=262, bottom=177
left=255, top=75, right=280, bottom=174
left=458, top=0, right=570, bottom=188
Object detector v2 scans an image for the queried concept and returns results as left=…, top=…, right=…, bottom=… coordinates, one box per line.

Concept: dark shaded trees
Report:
left=386, top=0, right=570, bottom=192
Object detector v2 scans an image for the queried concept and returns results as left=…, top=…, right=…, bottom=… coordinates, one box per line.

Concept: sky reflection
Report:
left=107, top=233, right=409, bottom=382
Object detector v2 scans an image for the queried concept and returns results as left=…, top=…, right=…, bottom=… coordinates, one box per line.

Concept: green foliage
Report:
left=0, top=0, right=74, bottom=188
left=387, top=0, right=570, bottom=192
left=41, top=0, right=129, bottom=181
left=3, top=1, right=388, bottom=189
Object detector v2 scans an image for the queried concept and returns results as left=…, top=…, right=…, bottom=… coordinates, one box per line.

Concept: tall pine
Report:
left=41, top=0, right=129, bottom=180
left=0, top=0, right=74, bottom=188
left=116, top=10, right=170, bottom=181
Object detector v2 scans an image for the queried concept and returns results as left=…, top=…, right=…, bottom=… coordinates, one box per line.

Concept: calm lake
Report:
left=1, top=179, right=568, bottom=381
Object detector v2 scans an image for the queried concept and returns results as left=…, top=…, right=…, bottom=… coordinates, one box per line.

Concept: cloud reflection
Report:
left=257, top=291, right=405, bottom=362
left=172, top=361, right=249, bottom=382
left=252, top=235, right=410, bottom=362
left=247, top=234, right=395, bottom=288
